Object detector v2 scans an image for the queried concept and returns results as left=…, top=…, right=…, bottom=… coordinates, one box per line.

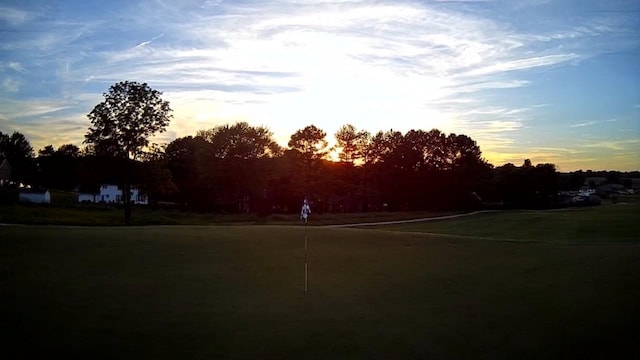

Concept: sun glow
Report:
left=328, top=147, right=342, bottom=162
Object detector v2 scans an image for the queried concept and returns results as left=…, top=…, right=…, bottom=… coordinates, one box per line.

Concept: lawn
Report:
left=368, top=202, right=640, bottom=242
left=0, top=202, right=459, bottom=226
left=1, top=205, right=639, bottom=358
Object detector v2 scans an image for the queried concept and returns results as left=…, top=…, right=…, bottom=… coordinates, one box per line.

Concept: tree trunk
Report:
left=362, top=164, right=368, bottom=212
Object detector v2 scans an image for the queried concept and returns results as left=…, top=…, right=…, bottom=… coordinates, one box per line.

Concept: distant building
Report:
left=78, top=184, right=148, bottom=205
left=19, top=188, right=51, bottom=204
left=0, top=157, right=10, bottom=186
left=78, top=193, right=98, bottom=203
left=597, top=183, right=633, bottom=196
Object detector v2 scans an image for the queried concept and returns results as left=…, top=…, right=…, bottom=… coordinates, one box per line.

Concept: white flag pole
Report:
left=304, top=219, right=308, bottom=293
left=301, top=198, right=310, bottom=293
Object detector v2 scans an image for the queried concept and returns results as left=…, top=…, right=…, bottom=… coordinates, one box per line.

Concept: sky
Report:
left=0, top=0, right=638, bottom=171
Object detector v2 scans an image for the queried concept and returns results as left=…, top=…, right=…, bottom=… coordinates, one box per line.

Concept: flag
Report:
left=300, top=198, right=311, bottom=223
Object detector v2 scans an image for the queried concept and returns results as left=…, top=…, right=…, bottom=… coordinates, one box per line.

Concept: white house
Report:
left=78, top=193, right=98, bottom=203
left=78, top=184, right=148, bottom=205
left=19, top=188, right=51, bottom=204
left=0, top=157, right=10, bottom=186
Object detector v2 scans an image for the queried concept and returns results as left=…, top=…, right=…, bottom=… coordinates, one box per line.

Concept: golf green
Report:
left=1, top=207, right=638, bottom=358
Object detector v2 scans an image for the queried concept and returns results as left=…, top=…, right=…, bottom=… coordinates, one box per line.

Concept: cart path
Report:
left=324, top=210, right=498, bottom=228
left=323, top=207, right=589, bottom=228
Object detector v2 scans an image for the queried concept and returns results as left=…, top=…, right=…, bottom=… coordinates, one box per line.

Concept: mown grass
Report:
left=2, top=205, right=639, bottom=358
left=0, top=204, right=249, bottom=226
left=369, top=202, right=640, bottom=242
left=0, top=202, right=459, bottom=226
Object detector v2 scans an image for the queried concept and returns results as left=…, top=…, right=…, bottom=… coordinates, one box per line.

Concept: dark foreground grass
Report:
left=1, top=222, right=639, bottom=358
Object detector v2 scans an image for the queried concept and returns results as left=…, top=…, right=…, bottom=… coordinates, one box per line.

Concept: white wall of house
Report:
left=99, top=184, right=120, bottom=203
left=78, top=184, right=148, bottom=205
left=0, top=159, right=10, bottom=186
left=130, top=188, right=148, bottom=205
left=19, top=191, right=51, bottom=204
left=78, top=193, right=97, bottom=203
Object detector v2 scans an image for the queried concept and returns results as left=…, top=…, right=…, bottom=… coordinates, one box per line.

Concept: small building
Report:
left=19, top=188, right=51, bottom=204
left=78, top=193, right=98, bottom=203
left=0, top=157, right=10, bottom=186
left=78, top=184, right=148, bottom=205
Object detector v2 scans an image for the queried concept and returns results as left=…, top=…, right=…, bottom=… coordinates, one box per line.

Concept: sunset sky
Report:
left=0, top=0, right=638, bottom=171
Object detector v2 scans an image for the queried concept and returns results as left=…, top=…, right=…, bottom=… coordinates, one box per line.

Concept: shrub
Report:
left=0, top=187, right=18, bottom=205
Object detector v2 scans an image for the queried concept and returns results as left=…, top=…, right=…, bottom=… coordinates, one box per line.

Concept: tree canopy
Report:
left=85, top=81, right=172, bottom=160
left=288, top=125, right=329, bottom=162
left=0, top=131, right=35, bottom=183
left=334, top=124, right=370, bottom=164
left=197, top=122, right=282, bottom=159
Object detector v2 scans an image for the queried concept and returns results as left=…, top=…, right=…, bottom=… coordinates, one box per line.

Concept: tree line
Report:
left=2, top=80, right=614, bottom=217
left=1, top=122, right=565, bottom=212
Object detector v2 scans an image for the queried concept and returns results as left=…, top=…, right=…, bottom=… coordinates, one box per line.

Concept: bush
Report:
left=0, top=187, right=18, bottom=205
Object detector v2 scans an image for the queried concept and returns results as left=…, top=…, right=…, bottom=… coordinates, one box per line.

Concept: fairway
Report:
left=1, top=206, right=639, bottom=358
left=365, top=203, right=640, bottom=242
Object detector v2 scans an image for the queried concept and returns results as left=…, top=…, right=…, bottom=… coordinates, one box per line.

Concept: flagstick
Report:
left=304, top=219, right=308, bottom=293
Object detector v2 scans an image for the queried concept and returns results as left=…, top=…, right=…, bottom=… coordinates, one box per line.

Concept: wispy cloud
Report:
left=0, top=99, right=73, bottom=119
left=134, top=33, right=165, bottom=49
left=463, top=54, right=581, bottom=77
left=581, top=138, right=640, bottom=151
left=569, top=118, right=617, bottom=128
left=1, top=78, right=21, bottom=93
left=7, top=62, right=26, bottom=73
left=0, top=6, right=33, bottom=25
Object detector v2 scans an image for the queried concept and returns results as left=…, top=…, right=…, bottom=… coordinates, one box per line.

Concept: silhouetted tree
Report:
left=198, top=122, right=282, bottom=160
left=288, top=125, right=329, bottom=199
left=333, top=124, right=371, bottom=211
left=38, top=145, right=55, bottom=157
left=0, top=131, right=35, bottom=184
left=334, top=124, right=370, bottom=164
left=488, top=160, right=559, bottom=208
left=36, top=143, right=82, bottom=191
left=85, top=81, right=172, bottom=224
left=165, top=136, right=212, bottom=211
left=137, top=144, right=177, bottom=208
left=197, top=122, right=282, bottom=212
left=367, top=129, right=410, bottom=210
left=533, top=163, right=559, bottom=207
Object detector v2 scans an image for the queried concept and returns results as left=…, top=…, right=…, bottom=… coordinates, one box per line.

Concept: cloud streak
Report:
left=0, top=6, right=33, bottom=25
left=569, top=118, right=617, bottom=128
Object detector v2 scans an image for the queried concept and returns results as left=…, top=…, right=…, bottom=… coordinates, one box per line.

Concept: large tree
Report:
left=0, top=131, right=35, bottom=184
left=196, top=122, right=282, bottom=212
left=36, top=143, right=82, bottom=191
left=165, top=136, right=212, bottom=211
left=334, top=124, right=370, bottom=164
left=333, top=124, right=371, bottom=211
left=85, top=81, right=172, bottom=224
left=287, top=125, right=329, bottom=199
left=197, top=122, right=282, bottom=160
left=288, top=125, right=329, bottom=162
